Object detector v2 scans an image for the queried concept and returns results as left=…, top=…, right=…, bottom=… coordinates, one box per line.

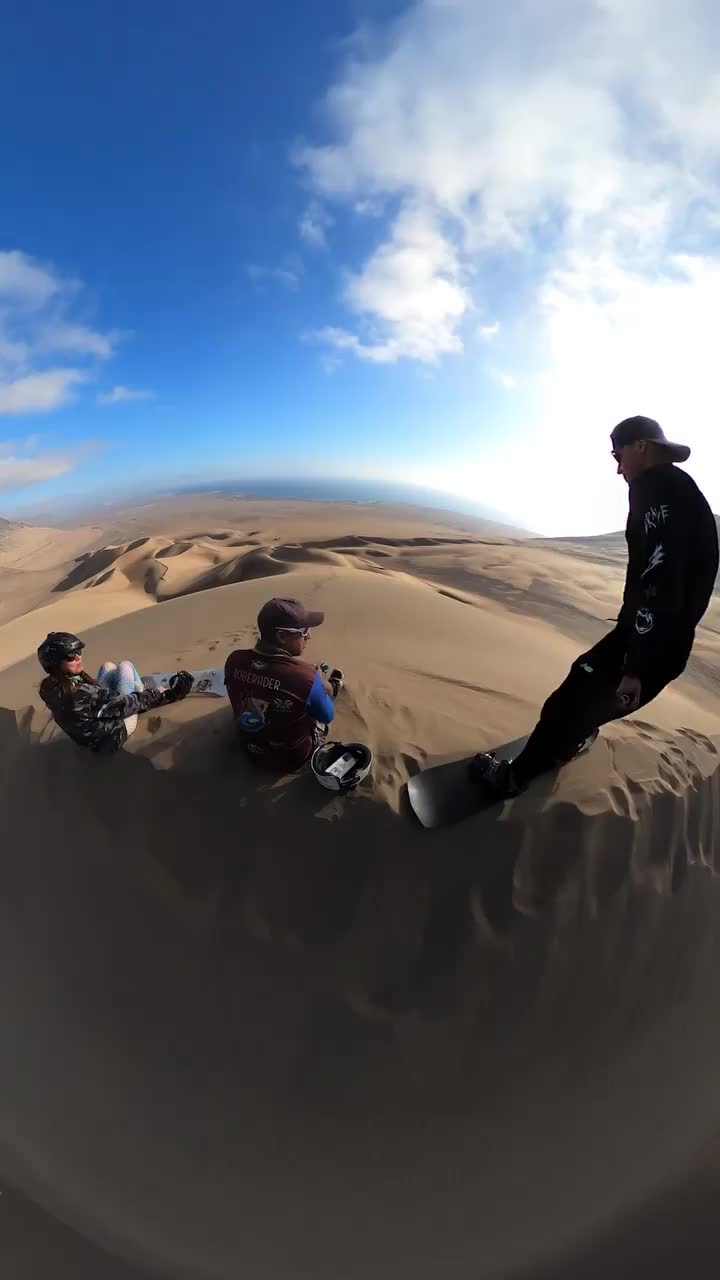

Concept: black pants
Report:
left=511, top=627, right=688, bottom=789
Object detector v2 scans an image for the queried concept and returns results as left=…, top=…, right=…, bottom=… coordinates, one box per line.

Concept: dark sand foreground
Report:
left=0, top=496, right=718, bottom=1278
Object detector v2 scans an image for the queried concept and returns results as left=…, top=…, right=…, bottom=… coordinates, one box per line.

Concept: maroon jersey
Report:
left=224, top=646, right=334, bottom=770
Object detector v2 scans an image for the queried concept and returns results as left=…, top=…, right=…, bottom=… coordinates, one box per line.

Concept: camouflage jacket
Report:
left=39, top=675, right=167, bottom=754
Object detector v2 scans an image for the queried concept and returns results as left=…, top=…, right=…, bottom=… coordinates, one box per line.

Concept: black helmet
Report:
left=37, top=631, right=85, bottom=673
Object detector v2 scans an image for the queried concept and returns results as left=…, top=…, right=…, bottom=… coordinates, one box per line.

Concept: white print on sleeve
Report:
left=635, top=608, right=655, bottom=634
left=641, top=543, right=665, bottom=578
left=644, top=504, right=669, bottom=534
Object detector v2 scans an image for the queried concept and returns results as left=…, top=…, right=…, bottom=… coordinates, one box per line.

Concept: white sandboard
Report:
left=141, top=668, right=226, bottom=697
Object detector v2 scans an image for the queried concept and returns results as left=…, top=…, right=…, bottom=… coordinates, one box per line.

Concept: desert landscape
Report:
left=1, top=492, right=719, bottom=1279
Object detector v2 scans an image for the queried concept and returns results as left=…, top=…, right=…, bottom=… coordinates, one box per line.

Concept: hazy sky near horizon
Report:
left=1, top=0, right=720, bottom=535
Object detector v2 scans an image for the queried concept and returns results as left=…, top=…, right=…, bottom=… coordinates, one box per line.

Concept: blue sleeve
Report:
left=306, top=671, right=335, bottom=723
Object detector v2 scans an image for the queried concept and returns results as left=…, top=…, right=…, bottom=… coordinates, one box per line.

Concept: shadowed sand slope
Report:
left=0, top=693, right=719, bottom=1279
left=0, top=531, right=719, bottom=1279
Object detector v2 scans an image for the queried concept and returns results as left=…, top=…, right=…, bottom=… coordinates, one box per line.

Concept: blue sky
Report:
left=1, top=0, right=719, bottom=534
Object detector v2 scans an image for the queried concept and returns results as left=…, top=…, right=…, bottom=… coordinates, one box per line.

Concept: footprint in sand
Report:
left=632, top=723, right=658, bottom=743
left=400, top=748, right=427, bottom=776
left=677, top=727, right=718, bottom=755
left=608, top=783, right=632, bottom=816
left=657, top=755, right=681, bottom=788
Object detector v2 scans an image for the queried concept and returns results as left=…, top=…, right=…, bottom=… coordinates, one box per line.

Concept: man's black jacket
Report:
left=618, top=463, right=718, bottom=675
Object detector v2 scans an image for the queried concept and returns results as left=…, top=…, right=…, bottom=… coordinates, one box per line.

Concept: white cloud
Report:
left=0, top=252, right=143, bottom=492
left=0, top=336, right=31, bottom=370
left=37, top=323, right=117, bottom=359
left=495, top=371, right=517, bottom=391
left=96, top=385, right=155, bottom=406
left=306, top=325, right=395, bottom=365
left=0, top=249, right=123, bottom=426
left=353, top=198, right=384, bottom=218
left=309, top=204, right=470, bottom=363
left=0, top=250, right=63, bottom=306
left=297, top=0, right=720, bottom=523
left=0, top=369, right=86, bottom=415
left=0, top=437, right=99, bottom=492
left=247, top=262, right=300, bottom=289
left=299, top=201, right=334, bottom=248
left=478, top=321, right=500, bottom=342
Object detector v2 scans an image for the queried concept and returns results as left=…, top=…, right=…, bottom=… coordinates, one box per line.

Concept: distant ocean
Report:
left=168, top=477, right=529, bottom=532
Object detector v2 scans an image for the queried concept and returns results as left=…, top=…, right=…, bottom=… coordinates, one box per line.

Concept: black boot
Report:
left=468, top=752, right=520, bottom=799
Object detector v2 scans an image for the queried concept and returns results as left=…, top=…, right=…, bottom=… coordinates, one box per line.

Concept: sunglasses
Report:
left=278, top=626, right=310, bottom=637
left=612, top=443, right=636, bottom=462
left=612, top=438, right=650, bottom=463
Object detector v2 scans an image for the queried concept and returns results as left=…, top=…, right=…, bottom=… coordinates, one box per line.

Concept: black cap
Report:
left=611, top=416, right=690, bottom=463
left=257, top=597, right=325, bottom=637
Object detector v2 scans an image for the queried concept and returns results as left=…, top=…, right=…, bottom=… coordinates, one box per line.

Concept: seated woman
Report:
left=38, top=631, right=193, bottom=755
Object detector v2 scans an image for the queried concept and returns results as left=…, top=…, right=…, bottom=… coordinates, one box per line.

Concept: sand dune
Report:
left=55, top=492, right=526, bottom=543
left=0, top=516, right=103, bottom=572
left=0, top=498, right=523, bottom=637
left=0, top=518, right=106, bottom=627
left=0, top=496, right=719, bottom=1278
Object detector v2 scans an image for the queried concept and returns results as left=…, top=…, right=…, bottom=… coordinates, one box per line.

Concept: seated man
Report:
left=224, top=597, right=343, bottom=770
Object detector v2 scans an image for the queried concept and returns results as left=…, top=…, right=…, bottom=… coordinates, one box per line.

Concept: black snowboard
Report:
left=407, top=735, right=530, bottom=830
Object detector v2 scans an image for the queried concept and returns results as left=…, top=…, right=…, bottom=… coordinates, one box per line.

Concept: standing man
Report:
left=225, top=597, right=343, bottom=771
left=470, top=417, right=719, bottom=799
